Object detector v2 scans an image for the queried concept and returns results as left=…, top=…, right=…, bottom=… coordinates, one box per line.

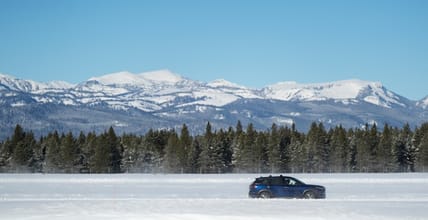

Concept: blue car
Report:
left=249, top=175, right=326, bottom=199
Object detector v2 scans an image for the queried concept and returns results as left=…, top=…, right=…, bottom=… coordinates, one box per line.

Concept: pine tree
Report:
left=267, top=124, right=281, bottom=173
left=44, top=131, right=61, bottom=172
left=416, top=123, right=428, bottom=171
left=347, top=129, right=358, bottom=172
left=417, top=134, right=428, bottom=171
left=198, top=122, right=214, bottom=173
left=289, top=127, right=305, bottom=173
left=231, top=121, right=245, bottom=172
left=92, top=133, right=110, bottom=173
left=188, top=138, right=202, bottom=173
left=82, top=132, right=97, bottom=173
left=318, top=123, right=330, bottom=172
left=75, top=131, right=87, bottom=171
left=106, top=127, right=122, bottom=173
left=304, top=123, right=329, bottom=172
left=13, top=131, right=36, bottom=171
left=11, top=124, right=25, bottom=147
left=378, top=124, right=394, bottom=172
left=393, top=124, right=414, bottom=172
left=164, top=131, right=180, bottom=173
left=414, top=123, right=428, bottom=171
left=254, top=132, right=268, bottom=173
left=91, top=128, right=122, bottom=173
left=214, top=129, right=233, bottom=173
left=278, top=126, right=292, bottom=172
left=223, top=127, right=235, bottom=172
left=60, top=132, right=78, bottom=172
left=201, top=122, right=212, bottom=172
left=210, top=130, right=226, bottom=173
left=235, top=120, right=243, bottom=135
left=178, top=124, right=192, bottom=172
left=143, top=129, right=168, bottom=173
left=356, top=126, right=370, bottom=172
left=235, top=123, right=258, bottom=172
left=0, top=138, right=13, bottom=171
left=4, top=124, right=27, bottom=170
left=330, top=125, right=349, bottom=172
left=367, top=124, right=380, bottom=172
left=408, top=131, right=418, bottom=172
left=120, top=134, right=142, bottom=172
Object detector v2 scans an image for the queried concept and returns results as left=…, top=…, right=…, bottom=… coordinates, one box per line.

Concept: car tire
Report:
left=303, top=191, right=316, bottom=199
left=258, top=191, right=271, bottom=199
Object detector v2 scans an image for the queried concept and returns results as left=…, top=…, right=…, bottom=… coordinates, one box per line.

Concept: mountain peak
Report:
left=89, top=69, right=183, bottom=86
left=88, top=71, right=140, bottom=85
left=208, top=79, right=246, bottom=89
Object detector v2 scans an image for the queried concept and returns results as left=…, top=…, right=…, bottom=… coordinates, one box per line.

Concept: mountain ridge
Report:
left=0, top=70, right=427, bottom=138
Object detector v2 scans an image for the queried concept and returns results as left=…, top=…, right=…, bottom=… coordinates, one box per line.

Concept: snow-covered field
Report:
left=1, top=173, right=427, bottom=220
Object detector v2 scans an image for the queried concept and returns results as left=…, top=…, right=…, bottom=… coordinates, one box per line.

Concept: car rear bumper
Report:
left=248, top=191, right=258, bottom=198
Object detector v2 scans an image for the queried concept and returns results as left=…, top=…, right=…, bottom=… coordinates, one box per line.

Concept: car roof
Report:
left=257, top=175, right=295, bottom=179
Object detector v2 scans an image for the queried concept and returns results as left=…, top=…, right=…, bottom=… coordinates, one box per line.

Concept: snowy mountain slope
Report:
left=0, top=73, right=74, bottom=92
left=263, top=79, right=407, bottom=108
left=0, top=70, right=427, bottom=138
left=88, top=69, right=184, bottom=87
left=71, top=70, right=260, bottom=110
left=417, top=96, right=428, bottom=109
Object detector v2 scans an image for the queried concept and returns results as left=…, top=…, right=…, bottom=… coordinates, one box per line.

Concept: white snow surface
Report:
left=1, top=173, right=427, bottom=220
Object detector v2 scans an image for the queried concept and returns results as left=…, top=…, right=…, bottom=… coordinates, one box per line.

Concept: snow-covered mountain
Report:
left=417, top=96, right=428, bottom=109
left=0, top=73, right=74, bottom=92
left=0, top=70, right=426, bottom=138
left=88, top=69, right=184, bottom=86
left=263, top=79, right=408, bottom=108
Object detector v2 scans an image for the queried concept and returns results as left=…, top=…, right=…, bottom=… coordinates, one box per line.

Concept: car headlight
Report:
left=315, top=186, right=325, bottom=191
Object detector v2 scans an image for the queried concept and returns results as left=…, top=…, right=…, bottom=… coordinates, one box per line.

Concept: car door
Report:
left=268, top=177, right=289, bottom=197
left=283, top=177, right=307, bottom=198
left=267, top=176, right=297, bottom=198
left=277, top=177, right=293, bottom=197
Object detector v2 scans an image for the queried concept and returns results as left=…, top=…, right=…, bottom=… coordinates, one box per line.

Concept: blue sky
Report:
left=0, top=0, right=427, bottom=100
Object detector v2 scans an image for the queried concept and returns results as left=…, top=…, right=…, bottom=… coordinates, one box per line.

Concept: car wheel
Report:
left=259, top=191, right=271, bottom=199
left=303, top=191, right=316, bottom=199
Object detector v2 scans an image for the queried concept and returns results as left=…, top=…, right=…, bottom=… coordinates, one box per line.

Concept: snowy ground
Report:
left=1, top=173, right=427, bottom=220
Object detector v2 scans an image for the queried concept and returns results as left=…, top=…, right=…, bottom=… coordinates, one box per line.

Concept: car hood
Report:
left=305, top=184, right=325, bottom=189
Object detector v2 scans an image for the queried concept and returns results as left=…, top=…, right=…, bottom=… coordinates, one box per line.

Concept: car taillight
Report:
left=250, top=183, right=256, bottom=189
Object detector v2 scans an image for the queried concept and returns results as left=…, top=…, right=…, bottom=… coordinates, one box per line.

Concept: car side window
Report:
left=282, top=177, right=297, bottom=186
left=270, top=177, right=284, bottom=185
left=261, top=178, right=269, bottom=185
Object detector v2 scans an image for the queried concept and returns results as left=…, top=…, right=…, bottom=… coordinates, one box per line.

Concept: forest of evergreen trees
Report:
left=1, top=121, right=428, bottom=173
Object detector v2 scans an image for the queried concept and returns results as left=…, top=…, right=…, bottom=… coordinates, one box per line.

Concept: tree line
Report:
left=1, top=121, right=428, bottom=173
